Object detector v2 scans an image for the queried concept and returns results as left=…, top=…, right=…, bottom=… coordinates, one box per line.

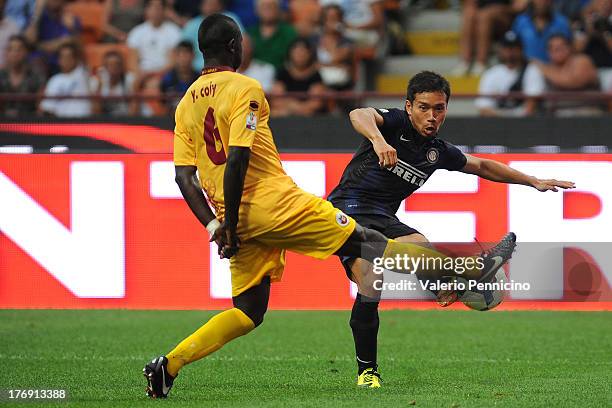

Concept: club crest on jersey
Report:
left=246, top=111, right=257, bottom=130
left=336, top=212, right=350, bottom=227
left=388, top=159, right=428, bottom=187
left=426, top=148, right=439, bottom=164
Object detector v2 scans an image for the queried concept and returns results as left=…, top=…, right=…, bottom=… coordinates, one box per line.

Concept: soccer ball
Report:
left=455, top=269, right=507, bottom=311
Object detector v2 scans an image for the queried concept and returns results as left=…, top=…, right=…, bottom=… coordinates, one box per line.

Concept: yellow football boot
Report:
left=357, top=367, right=381, bottom=388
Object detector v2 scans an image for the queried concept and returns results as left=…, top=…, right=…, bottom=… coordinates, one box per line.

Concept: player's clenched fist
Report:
left=373, top=139, right=397, bottom=168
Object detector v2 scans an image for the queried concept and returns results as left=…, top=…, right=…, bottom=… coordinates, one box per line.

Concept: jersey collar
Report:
left=201, top=66, right=235, bottom=76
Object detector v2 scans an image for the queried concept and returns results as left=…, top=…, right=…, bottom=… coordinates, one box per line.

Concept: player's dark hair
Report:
left=406, top=71, right=451, bottom=102
left=176, top=40, right=194, bottom=53
left=198, top=14, right=241, bottom=58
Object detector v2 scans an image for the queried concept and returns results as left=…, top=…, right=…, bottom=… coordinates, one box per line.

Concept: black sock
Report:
left=350, top=293, right=380, bottom=374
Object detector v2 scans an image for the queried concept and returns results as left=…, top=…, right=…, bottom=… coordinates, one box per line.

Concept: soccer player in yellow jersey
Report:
left=143, top=14, right=517, bottom=397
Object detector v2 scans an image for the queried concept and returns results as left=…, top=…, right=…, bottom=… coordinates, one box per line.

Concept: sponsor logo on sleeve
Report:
left=246, top=111, right=257, bottom=131
left=336, top=211, right=350, bottom=227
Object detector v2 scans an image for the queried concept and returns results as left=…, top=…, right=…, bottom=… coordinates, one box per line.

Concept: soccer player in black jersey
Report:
left=328, top=71, right=575, bottom=388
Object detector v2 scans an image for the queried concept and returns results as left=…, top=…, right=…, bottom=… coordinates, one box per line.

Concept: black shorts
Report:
left=340, top=213, right=421, bottom=279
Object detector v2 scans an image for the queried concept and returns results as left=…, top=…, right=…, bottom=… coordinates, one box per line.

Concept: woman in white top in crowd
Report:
left=316, top=4, right=354, bottom=90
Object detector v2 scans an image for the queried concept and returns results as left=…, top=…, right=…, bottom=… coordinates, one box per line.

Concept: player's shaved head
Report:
left=198, top=14, right=242, bottom=70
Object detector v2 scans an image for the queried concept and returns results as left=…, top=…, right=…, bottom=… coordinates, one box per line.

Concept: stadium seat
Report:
left=376, top=73, right=479, bottom=94
left=66, top=1, right=107, bottom=44
left=404, top=31, right=460, bottom=56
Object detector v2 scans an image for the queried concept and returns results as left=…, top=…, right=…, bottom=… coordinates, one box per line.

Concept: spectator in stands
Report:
left=4, top=0, right=36, bottom=31
left=229, top=0, right=291, bottom=29
left=0, top=35, right=44, bottom=117
left=512, top=0, right=572, bottom=62
left=475, top=31, right=540, bottom=116
left=25, top=0, right=82, bottom=75
left=182, top=0, right=243, bottom=71
left=271, top=38, right=326, bottom=116
left=290, top=0, right=321, bottom=38
left=574, top=0, right=612, bottom=68
left=40, top=42, right=91, bottom=117
left=554, top=0, right=589, bottom=23
left=524, top=34, right=600, bottom=115
left=160, top=40, right=198, bottom=110
left=453, top=0, right=522, bottom=76
left=89, top=50, right=136, bottom=116
left=64, top=0, right=135, bottom=43
left=0, top=0, right=19, bottom=69
left=240, top=34, right=275, bottom=92
left=127, top=0, right=181, bottom=75
left=105, top=0, right=145, bottom=42
left=327, top=0, right=385, bottom=52
left=248, top=0, right=297, bottom=71
left=315, top=4, right=354, bottom=90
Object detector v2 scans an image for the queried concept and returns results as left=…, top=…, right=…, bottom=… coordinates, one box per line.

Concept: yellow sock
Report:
left=166, top=308, right=255, bottom=376
left=382, top=240, right=480, bottom=280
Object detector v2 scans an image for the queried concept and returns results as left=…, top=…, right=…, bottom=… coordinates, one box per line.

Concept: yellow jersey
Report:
left=173, top=68, right=313, bottom=239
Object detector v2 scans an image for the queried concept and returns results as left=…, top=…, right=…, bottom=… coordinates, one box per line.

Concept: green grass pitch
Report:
left=1, top=310, right=611, bottom=407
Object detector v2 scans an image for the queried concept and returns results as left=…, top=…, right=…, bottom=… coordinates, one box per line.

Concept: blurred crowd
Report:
left=0, top=0, right=391, bottom=117
left=0, top=0, right=609, bottom=118
left=462, top=0, right=611, bottom=115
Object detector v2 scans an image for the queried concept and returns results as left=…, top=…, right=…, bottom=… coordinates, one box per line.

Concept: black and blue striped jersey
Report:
left=328, top=108, right=467, bottom=216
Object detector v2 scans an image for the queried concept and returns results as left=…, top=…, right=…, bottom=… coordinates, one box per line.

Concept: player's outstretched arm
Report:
left=461, top=154, right=575, bottom=192
left=175, top=165, right=218, bottom=227
left=349, top=107, right=397, bottom=168
left=216, top=146, right=251, bottom=258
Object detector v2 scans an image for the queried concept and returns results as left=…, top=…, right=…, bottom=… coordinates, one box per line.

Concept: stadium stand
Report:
left=65, top=0, right=106, bottom=44
left=0, top=0, right=608, bottom=118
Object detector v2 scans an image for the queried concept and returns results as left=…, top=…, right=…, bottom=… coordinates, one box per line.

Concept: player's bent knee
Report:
left=233, top=300, right=268, bottom=328
left=337, top=225, right=389, bottom=258
left=232, top=277, right=270, bottom=328
left=240, top=306, right=266, bottom=327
